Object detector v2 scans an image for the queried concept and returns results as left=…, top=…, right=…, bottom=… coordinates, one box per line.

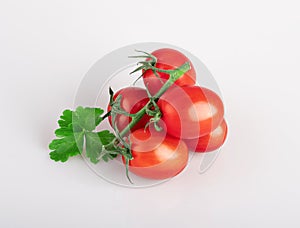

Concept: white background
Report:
left=1, top=0, right=299, bottom=227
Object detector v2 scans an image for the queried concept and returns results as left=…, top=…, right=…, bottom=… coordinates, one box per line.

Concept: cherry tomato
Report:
left=158, top=86, right=224, bottom=139
left=126, top=128, right=188, bottom=180
left=184, top=119, right=228, bottom=152
left=107, top=87, right=150, bottom=133
left=143, top=48, right=196, bottom=95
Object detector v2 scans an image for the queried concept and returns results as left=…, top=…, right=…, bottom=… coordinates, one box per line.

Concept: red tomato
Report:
left=184, top=119, right=228, bottom=152
left=126, top=128, right=188, bottom=180
left=143, top=48, right=196, bottom=95
left=107, top=87, right=150, bottom=133
left=158, top=86, right=224, bottom=139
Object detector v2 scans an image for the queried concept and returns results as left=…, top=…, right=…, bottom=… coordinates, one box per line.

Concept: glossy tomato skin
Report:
left=107, top=87, right=150, bottom=133
left=127, top=128, right=188, bottom=180
left=184, top=119, right=228, bottom=152
left=143, top=48, right=196, bottom=95
left=158, top=86, right=224, bottom=139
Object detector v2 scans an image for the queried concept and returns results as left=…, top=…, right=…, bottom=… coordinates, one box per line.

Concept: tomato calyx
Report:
left=129, top=50, right=191, bottom=92
left=129, top=50, right=158, bottom=75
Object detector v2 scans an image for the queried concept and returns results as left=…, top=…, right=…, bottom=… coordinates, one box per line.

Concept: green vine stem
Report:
left=106, top=58, right=190, bottom=183
left=118, top=61, right=190, bottom=138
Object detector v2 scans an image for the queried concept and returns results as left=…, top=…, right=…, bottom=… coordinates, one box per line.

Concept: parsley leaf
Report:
left=85, top=132, right=103, bottom=164
left=73, top=107, right=103, bottom=131
left=85, top=131, right=119, bottom=163
left=49, top=107, right=115, bottom=164
left=97, top=130, right=116, bottom=145
left=49, top=132, right=84, bottom=162
left=57, top=109, right=73, bottom=128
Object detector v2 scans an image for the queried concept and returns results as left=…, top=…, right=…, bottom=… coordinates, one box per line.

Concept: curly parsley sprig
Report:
left=49, top=107, right=118, bottom=163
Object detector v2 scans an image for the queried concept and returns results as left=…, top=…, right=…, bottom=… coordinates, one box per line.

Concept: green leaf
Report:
left=49, top=109, right=83, bottom=162
left=49, top=132, right=84, bottom=162
left=85, top=131, right=118, bottom=163
left=58, top=109, right=73, bottom=128
left=49, top=138, right=64, bottom=150
left=73, top=107, right=104, bottom=131
left=85, top=132, right=103, bottom=164
left=49, top=107, right=119, bottom=164
left=96, top=130, right=118, bottom=162
left=49, top=107, right=104, bottom=163
left=55, top=127, right=73, bottom=137
left=97, top=130, right=116, bottom=145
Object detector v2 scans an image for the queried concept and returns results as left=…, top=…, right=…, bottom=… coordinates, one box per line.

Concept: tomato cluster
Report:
left=107, top=48, right=227, bottom=180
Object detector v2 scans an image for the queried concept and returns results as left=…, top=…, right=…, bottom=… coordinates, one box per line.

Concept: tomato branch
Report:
left=117, top=61, right=191, bottom=138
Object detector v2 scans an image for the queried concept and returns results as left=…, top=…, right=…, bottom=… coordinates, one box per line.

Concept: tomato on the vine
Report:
left=126, top=128, right=188, bottom=179
left=158, top=86, right=224, bottom=139
left=143, top=48, right=196, bottom=95
left=184, top=119, right=228, bottom=152
left=107, top=87, right=150, bottom=133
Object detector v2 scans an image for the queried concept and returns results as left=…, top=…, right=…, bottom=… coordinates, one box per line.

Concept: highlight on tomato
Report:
left=184, top=119, right=228, bottom=152
left=107, top=87, right=151, bottom=133
left=158, top=86, right=224, bottom=139
left=143, top=48, right=196, bottom=95
left=125, top=128, right=189, bottom=180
